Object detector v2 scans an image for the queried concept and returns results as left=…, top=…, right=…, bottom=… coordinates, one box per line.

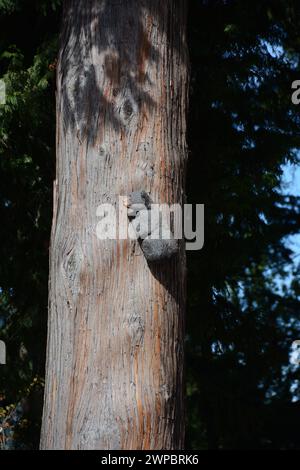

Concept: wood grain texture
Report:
left=40, top=0, right=189, bottom=450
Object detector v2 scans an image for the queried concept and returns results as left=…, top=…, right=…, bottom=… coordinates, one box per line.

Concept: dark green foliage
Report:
left=0, top=0, right=61, bottom=449
left=187, top=0, right=300, bottom=449
left=0, top=0, right=300, bottom=449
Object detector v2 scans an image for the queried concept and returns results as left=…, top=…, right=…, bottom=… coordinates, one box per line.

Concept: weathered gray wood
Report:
left=0, top=340, right=5, bottom=365
left=40, top=0, right=188, bottom=450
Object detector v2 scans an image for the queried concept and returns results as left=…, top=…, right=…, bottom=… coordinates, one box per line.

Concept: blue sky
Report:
left=281, top=162, right=300, bottom=256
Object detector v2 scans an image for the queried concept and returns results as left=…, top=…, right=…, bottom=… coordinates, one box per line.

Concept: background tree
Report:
left=0, top=0, right=60, bottom=449
left=186, top=0, right=300, bottom=449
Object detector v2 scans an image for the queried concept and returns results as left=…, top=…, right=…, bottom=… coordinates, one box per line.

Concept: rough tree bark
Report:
left=41, top=0, right=189, bottom=450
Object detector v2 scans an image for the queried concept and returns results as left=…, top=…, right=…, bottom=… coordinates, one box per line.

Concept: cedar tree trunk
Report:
left=40, top=0, right=189, bottom=450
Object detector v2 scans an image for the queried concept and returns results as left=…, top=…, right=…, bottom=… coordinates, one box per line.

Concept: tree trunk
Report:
left=40, top=0, right=189, bottom=450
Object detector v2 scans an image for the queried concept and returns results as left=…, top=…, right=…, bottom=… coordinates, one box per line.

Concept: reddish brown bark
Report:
left=41, top=0, right=189, bottom=450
